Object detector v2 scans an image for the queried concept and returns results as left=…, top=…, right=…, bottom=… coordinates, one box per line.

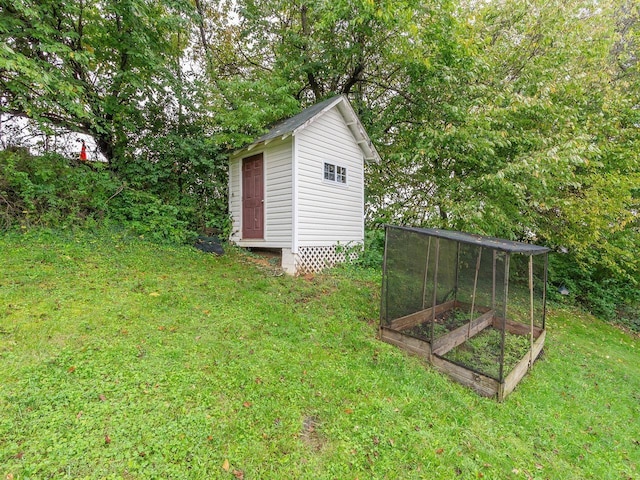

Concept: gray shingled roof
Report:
left=239, top=95, right=380, bottom=162
left=252, top=96, right=343, bottom=145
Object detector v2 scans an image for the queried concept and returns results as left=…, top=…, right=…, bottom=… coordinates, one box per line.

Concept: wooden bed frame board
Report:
left=389, top=300, right=456, bottom=331
left=493, top=317, right=544, bottom=338
left=430, top=355, right=500, bottom=397
left=388, top=300, right=492, bottom=332
left=379, top=327, right=432, bottom=357
left=380, top=310, right=547, bottom=400
left=499, top=329, right=546, bottom=400
left=432, top=309, right=495, bottom=356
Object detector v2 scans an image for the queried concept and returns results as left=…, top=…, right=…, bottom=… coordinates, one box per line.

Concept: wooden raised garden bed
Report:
left=380, top=300, right=545, bottom=400
left=380, top=226, right=549, bottom=401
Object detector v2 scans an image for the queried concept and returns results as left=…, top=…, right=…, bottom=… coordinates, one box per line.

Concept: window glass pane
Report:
left=337, top=166, right=347, bottom=183
left=324, top=162, right=335, bottom=181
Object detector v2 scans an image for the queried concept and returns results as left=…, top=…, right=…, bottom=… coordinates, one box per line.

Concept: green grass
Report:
left=0, top=230, right=638, bottom=479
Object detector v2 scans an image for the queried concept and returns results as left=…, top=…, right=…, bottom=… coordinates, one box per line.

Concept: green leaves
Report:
left=1, top=0, right=637, bottom=321
left=0, top=0, right=191, bottom=160
left=359, top=0, right=640, bottom=320
left=235, top=0, right=431, bottom=100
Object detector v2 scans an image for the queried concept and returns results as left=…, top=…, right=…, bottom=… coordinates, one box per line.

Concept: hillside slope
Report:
left=0, top=231, right=638, bottom=479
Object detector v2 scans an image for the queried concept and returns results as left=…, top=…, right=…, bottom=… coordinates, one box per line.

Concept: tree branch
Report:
left=2, top=109, right=93, bottom=136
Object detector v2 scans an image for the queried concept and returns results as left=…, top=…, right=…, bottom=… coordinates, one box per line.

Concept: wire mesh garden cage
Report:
left=380, top=226, right=549, bottom=401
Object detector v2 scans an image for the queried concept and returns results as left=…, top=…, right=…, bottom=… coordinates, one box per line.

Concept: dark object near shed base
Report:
left=194, top=236, right=224, bottom=255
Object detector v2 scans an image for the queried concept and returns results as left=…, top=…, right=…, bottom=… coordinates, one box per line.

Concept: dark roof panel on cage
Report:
left=390, top=226, right=550, bottom=255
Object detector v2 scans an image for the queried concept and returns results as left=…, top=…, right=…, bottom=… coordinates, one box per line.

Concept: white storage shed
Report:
left=228, top=95, right=380, bottom=274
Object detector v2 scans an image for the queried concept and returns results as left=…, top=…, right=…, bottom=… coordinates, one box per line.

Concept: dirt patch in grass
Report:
left=300, top=415, right=325, bottom=451
left=241, top=248, right=285, bottom=275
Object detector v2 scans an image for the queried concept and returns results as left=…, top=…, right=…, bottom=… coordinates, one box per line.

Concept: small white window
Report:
left=324, top=162, right=347, bottom=185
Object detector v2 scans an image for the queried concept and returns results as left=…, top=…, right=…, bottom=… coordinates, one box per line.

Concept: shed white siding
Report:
left=264, top=139, right=294, bottom=245
left=295, top=107, right=364, bottom=247
left=228, top=156, right=242, bottom=241
left=229, top=138, right=293, bottom=246
left=228, top=95, right=378, bottom=274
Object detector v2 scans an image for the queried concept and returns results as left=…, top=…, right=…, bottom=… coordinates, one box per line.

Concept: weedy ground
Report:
left=0, top=230, right=638, bottom=479
left=443, top=327, right=532, bottom=380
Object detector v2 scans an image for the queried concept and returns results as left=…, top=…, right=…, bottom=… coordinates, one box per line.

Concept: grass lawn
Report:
left=0, top=230, right=638, bottom=479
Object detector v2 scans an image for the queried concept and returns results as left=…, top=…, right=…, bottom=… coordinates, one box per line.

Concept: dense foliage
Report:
left=1, top=0, right=638, bottom=326
left=0, top=148, right=194, bottom=242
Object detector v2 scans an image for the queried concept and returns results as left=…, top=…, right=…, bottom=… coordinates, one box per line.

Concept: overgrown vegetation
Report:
left=0, top=232, right=638, bottom=479
left=0, top=148, right=117, bottom=229
left=0, top=148, right=209, bottom=243
left=443, top=328, right=532, bottom=380
left=1, top=0, right=638, bottom=325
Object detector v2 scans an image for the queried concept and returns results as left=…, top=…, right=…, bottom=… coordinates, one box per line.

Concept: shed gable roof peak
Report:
left=239, top=95, right=380, bottom=162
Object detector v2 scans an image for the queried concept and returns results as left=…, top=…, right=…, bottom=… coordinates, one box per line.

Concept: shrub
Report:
left=353, top=228, right=386, bottom=269
left=549, top=252, right=640, bottom=333
left=0, top=149, right=197, bottom=243
left=105, top=188, right=194, bottom=244
left=0, top=148, right=118, bottom=228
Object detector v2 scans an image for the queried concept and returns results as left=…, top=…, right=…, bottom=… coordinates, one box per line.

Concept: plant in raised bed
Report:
left=404, top=308, right=475, bottom=341
left=442, top=328, right=531, bottom=380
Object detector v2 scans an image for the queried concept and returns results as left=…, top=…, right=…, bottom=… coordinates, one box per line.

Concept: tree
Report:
left=0, top=0, right=240, bottom=232
left=0, top=0, right=189, bottom=167
left=234, top=0, right=438, bottom=103
left=366, top=0, right=639, bottom=321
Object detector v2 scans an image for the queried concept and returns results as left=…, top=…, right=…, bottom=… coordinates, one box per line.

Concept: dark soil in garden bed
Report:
left=405, top=308, right=475, bottom=340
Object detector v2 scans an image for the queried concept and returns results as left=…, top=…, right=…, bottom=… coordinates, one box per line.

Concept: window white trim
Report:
left=323, top=161, right=348, bottom=186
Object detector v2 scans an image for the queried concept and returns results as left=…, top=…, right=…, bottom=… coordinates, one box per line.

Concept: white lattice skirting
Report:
left=295, top=245, right=361, bottom=274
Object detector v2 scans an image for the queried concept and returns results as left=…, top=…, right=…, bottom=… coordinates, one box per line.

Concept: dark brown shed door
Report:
left=242, top=153, right=264, bottom=239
